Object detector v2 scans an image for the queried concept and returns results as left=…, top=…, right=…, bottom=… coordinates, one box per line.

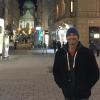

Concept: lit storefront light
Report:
left=0, top=18, right=4, bottom=55
left=58, top=29, right=67, bottom=44
left=36, top=26, right=41, bottom=30
left=56, top=24, right=74, bottom=45
left=94, top=33, right=100, bottom=39
left=45, top=34, right=49, bottom=47
left=36, top=26, right=43, bottom=42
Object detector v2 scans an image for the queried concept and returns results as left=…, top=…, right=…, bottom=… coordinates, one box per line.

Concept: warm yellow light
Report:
left=71, top=1, right=73, bottom=13
left=17, top=27, right=21, bottom=32
left=29, top=26, right=33, bottom=34
left=29, top=28, right=32, bottom=34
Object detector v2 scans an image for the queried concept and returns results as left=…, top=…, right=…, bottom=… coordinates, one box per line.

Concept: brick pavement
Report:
left=0, top=50, right=99, bottom=100
left=0, top=53, right=64, bottom=100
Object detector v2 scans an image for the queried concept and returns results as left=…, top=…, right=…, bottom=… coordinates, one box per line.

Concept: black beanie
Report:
left=66, top=27, right=79, bottom=37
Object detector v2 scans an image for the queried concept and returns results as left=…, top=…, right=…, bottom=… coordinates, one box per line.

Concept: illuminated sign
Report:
left=0, top=18, right=4, bottom=54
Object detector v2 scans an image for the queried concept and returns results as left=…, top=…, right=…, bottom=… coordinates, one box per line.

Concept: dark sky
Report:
left=18, top=0, right=37, bottom=8
left=18, top=0, right=37, bottom=15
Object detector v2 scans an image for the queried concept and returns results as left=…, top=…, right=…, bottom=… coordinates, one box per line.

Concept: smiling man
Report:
left=53, top=27, right=99, bottom=100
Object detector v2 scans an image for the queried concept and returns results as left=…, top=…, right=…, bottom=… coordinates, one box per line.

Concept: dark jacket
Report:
left=53, top=42, right=99, bottom=98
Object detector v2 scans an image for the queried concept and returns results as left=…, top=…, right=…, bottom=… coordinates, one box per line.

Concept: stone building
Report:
left=37, top=0, right=49, bottom=31
left=4, top=0, right=20, bottom=32
left=0, top=0, right=4, bottom=18
left=36, top=0, right=54, bottom=47
left=19, top=0, right=35, bottom=34
left=48, top=0, right=100, bottom=47
left=0, top=0, right=20, bottom=41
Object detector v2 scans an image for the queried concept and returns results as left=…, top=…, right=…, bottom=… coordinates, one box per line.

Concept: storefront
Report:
left=55, top=23, right=73, bottom=45
left=89, top=27, right=100, bottom=50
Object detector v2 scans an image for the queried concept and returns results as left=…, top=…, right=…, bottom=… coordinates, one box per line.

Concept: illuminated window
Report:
left=56, top=4, right=59, bottom=17
left=70, top=0, right=74, bottom=13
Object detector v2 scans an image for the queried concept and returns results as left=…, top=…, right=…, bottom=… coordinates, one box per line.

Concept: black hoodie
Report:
left=53, top=41, right=99, bottom=98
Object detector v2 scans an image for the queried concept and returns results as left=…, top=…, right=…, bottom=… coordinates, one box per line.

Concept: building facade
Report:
left=36, top=0, right=50, bottom=47
left=19, top=0, right=35, bottom=34
left=4, top=0, right=20, bottom=32
left=0, top=0, right=4, bottom=18
left=37, top=0, right=49, bottom=31
left=48, top=0, right=100, bottom=47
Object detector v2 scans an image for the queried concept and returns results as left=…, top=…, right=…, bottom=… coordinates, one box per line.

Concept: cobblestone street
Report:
left=0, top=50, right=99, bottom=100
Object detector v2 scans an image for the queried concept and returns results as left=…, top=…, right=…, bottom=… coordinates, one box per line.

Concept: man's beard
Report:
left=68, top=41, right=78, bottom=46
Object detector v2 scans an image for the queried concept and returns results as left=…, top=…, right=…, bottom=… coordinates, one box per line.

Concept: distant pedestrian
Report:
left=53, top=27, right=99, bottom=100
left=95, top=43, right=100, bottom=57
left=62, top=42, right=65, bottom=47
left=56, top=41, right=61, bottom=50
left=14, top=41, right=17, bottom=50
left=42, top=43, right=47, bottom=54
left=53, top=40, right=57, bottom=54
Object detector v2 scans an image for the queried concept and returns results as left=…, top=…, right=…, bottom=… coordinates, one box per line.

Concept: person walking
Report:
left=95, top=43, right=100, bottom=57
left=14, top=41, right=17, bottom=50
left=53, top=27, right=99, bottom=100
left=56, top=41, right=61, bottom=50
left=53, top=39, right=57, bottom=54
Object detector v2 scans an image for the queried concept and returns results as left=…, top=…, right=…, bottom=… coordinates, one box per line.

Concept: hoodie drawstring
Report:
left=67, top=51, right=77, bottom=71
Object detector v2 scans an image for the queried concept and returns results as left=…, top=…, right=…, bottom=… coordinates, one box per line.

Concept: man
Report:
left=53, top=27, right=99, bottom=100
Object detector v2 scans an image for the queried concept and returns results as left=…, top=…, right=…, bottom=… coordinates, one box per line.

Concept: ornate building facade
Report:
left=19, top=0, right=35, bottom=34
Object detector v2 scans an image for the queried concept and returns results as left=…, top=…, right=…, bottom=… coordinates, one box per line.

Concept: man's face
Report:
left=66, top=33, right=79, bottom=46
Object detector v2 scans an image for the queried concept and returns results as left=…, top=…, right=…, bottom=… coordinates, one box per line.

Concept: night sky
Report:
left=18, top=0, right=37, bottom=15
